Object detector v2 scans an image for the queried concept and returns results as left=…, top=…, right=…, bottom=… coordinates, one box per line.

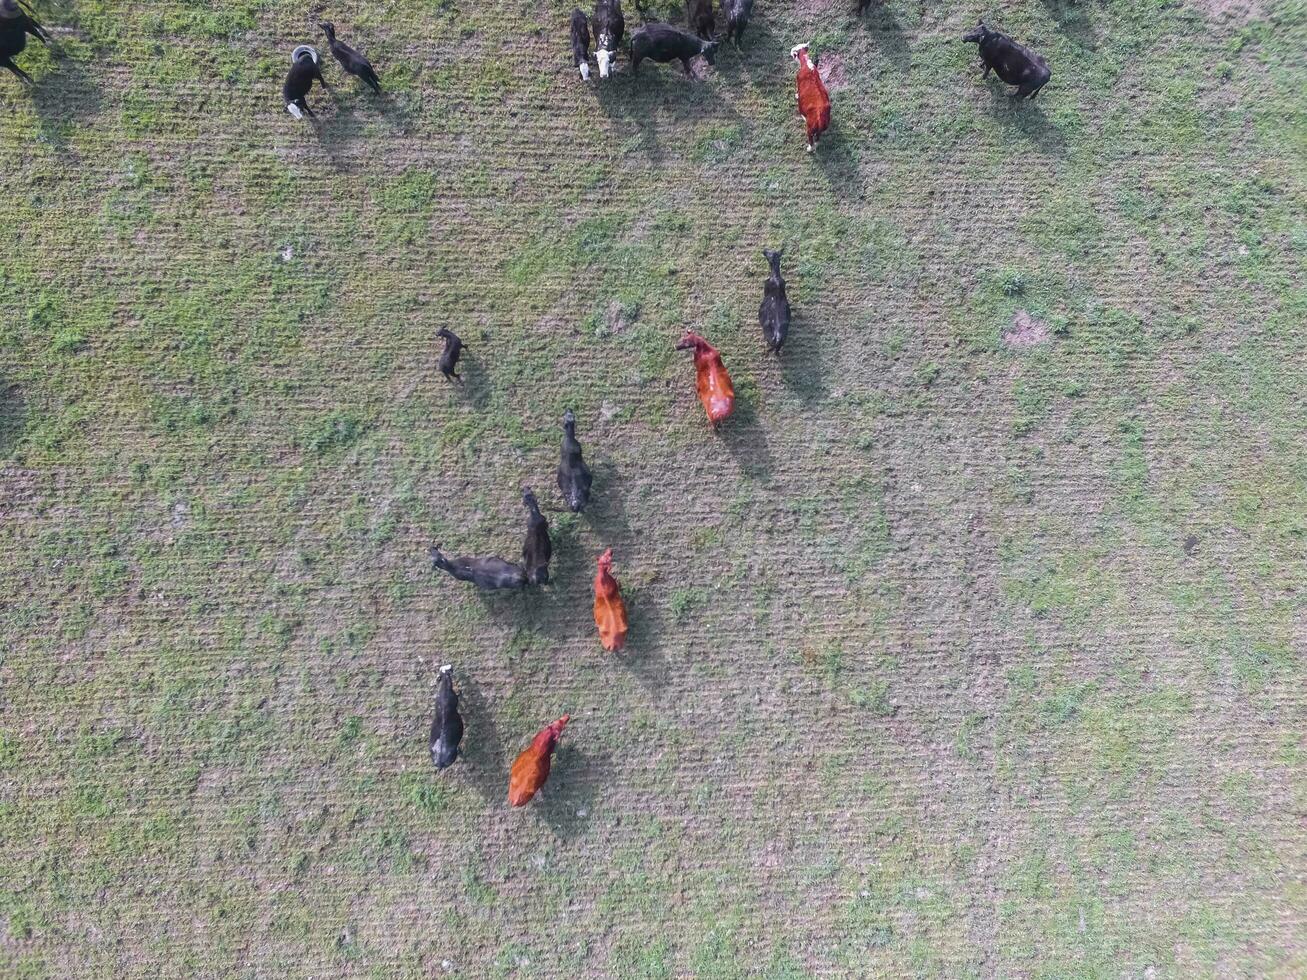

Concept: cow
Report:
left=593, top=0, right=624, bottom=79
left=963, top=20, right=1051, bottom=100
left=630, top=23, right=718, bottom=76
left=687, top=0, right=715, bottom=40
left=430, top=664, right=464, bottom=771
left=791, top=42, right=831, bottom=153
left=856, top=0, right=877, bottom=14
left=521, top=489, right=552, bottom=586
left=320, top=22, right=381, bottom=93
left=436, top=327, right=465, bottom=382
left=759, top=248, right=791, bottom=354
left=0, top=0, right=50, bottom=85
left=283, top=45, right=327, bottom=120
left=570, top=8, right=592, bottom=81
left=722, top=0, right=754, bottom=49
left=429, top=545, right=529, bottom=590
left=557, top=409, right=593, bottom=513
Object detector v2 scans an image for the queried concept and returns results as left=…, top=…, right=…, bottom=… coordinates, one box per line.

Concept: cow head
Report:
left=597, top=37, right=614, bottom=78
left=291, top=44, right=319, bottom=65
left=963, top=21, right=991, bottom=44
left=700, top=40, right=720, bottom=65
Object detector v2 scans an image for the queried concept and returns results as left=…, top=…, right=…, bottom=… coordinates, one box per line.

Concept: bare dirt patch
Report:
left=1002, top=311, right=1051, bottom=349
left=1186, top=0, right=1268, bottom=21
left=818, top=51, right=848, bottom=91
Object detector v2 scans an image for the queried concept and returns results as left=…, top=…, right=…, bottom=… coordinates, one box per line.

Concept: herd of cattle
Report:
left=4, top=1, right=1052, bottom=808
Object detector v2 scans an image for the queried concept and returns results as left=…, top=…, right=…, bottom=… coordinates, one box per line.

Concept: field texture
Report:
left=1, top=0, right=1305, bottom=976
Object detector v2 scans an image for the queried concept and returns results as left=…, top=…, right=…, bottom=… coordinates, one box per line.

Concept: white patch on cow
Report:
left=286, top=102, right=303, bottom=120
left=579, top=61, right=591, bottom=81
left=597, top=47, right=612, bottom=78
left=440, top=663, right=452, bottom=674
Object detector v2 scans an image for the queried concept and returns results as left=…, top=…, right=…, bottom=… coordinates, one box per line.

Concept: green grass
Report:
left=0, top=0, right=1304, bottom=976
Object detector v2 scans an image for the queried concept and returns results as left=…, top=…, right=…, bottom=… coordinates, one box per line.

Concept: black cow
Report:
left=963, top=20, right=1050, bottom=100
left=430, top=664, right=464, bottom=771
left=570, top=9, right=591, bottom=80
left=0, top=0, right=50, bottom=85
left=722, top=0, right=754, bottom=48
left=759, top=248, right=791, bottom=355
left=283, top=45, right=327, bottom=120
left=557, top=409, right=593, bottom=512
left=593, top=0, right=624, bottom=79
left=429, top=545, right=529, bottom=590
left=521, top=489, right=552, bottom=586
left=631, top=23, right=718, bottom=76
left=687, top=0, right=714, bottom=40
left=436, top=327, right=464, bottom=382
left=320, top=22, right=381, bottom=93
left=856, top=0, right=877, bottom=14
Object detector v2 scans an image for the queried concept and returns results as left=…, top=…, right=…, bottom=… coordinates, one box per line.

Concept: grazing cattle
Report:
left=592, top=0, right=624, bottom=79
left=570, top=8, right=591, bottom=81
left=429, top=545, right=529, bottom=590
left=436, top=327, right=464, bottom=382
left=687, top=0, right=715, bottom=40
left=508, top=715, right=570, bottom=807
left=593, top=548, right=629, bottom=652
left=557, top=409, right=593, bottom=513
left=676, top=331, right=735, bottom=426
left=791, top=43, right=831, bottom=153
left=0, top=0, right=50, bottom=85
left=722, top=0, right=754, bottom=48
left=631, top=23, right=718, bottom=76
left=521, top=489, right=552, bottom=586
left=759, top=248, right=791, bottom=354
left=430, top=664, right=464, bottom=771
left=320, top=22, right=381, bottom=94
left=963, top=20, right=1050, bottom=100
left=856, top=0, right=877, bottom=14
left=283, top=45, right=327, bottom=120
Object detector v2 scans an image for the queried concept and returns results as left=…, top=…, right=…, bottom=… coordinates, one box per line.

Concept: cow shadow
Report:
left=586, top=460, right=633, bottom=541
left=814, top=120, right=865, bottom=200
left=778, top=313, right=831, bottom=405
left=31, top=55, right=102, bottom=157
left=985, top=88, right=1067, bottom=156
left=450, top=356, right=492, bottom=411
left=0, top=381, right=25, bottom=458
left=536, top=743, right=608, bottom=841
left=315, top=97, right=369, bottom=168
left=856, top=3, right=911, bottom=74
left=722, top=388, right=775, bottom=484
left=450, top=672, right=508, bottom=808
left=1041, top=0, right=1099, bottom=48
left=620, top=594, right=672, bottom=692
left=711, top=17, right=787, bottom=90
left=592, top=73, right=665, bottom=162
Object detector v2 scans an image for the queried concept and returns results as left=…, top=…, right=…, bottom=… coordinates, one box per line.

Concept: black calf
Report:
left=631, top=23, right=718, bottom=76
left=429, top=545, right=529, bottom=590
left=521, top=489, right=552, bottom=586
left=0, top=0, right=50, bottom=85
left=320, top=22, right=381, bottom=94
left=759, top=248, right=791, bottom=355
left=963, top=20, right=1050, bottom=100
left=436, top=327, right=464, bottom=382
left=556, top=409, right=593, bottom=513
left=430, top=664, right=464, bottom=771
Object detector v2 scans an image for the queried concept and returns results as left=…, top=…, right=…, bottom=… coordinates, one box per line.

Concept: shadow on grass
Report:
left=0, top=381, right=25, bottom=458
left=448, top=670, right=507, bottom=808
left=813, top=119, right=865, bottom=200
left=985, top=86, right=1067, bottom=155
left=1041, top=0, right=1098, bottom=48
left=535, top=742, right=608, bottom=841
left=778, top=311, right=831, bottom=405
left=856, top=2, right=911, bottom=74
left=31, top=54, right=102, bottom=157
left=722, top=387, right=775, bottom=483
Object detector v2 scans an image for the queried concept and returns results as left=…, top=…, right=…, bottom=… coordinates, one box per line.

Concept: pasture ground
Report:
left=1, top=0, right=1304, bottom=976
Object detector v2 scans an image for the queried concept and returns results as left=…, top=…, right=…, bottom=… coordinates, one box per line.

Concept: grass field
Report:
left=1, top=0, right=1304, bottom=976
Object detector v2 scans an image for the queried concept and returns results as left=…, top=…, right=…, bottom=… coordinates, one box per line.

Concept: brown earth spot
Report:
left=1187, top=0, right=1268, bottom=21
left=1002, top=311, right=1050, bottom=349
left=818, top=51, right=848, bottom=91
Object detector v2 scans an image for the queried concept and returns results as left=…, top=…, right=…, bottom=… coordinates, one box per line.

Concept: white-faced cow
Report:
left=963, top=20, right=1050, bottom=100
left=570, top=8, right=592, bottom=81
left=283, top=45, right=327, bottom=120
left=593, top=0, right=624, bottom=79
